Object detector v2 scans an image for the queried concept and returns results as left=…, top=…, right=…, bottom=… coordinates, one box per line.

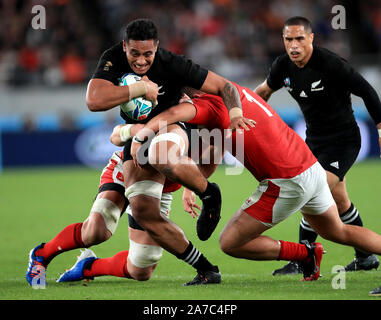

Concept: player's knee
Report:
left=125, top=181, right=163, bottom=227
left=218, top=231, right=234, bottom=256
left=90, top=198, right=121, bottom=234
left=81, top=219, right=111, bottom=246
left=128, top=240, right=163, bottom=280
left=131, top=269, right=154, bottom=281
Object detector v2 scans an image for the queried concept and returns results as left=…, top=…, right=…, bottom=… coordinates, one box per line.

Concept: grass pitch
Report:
left=1, top=161, right=381, bottom=301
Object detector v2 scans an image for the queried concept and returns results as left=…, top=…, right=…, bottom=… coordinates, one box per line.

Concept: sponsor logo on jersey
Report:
left=311, top=79, right=324, bottom=91
left=300, top=90, right=308, bottom=98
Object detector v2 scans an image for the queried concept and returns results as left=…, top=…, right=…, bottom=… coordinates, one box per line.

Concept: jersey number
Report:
left=243, top=89, right=273, bottom=117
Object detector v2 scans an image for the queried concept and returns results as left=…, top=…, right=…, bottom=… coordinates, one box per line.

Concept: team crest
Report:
left=284, top=77, right=292, bottom=91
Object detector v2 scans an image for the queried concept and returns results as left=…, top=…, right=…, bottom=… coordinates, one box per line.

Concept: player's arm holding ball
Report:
left=86, top=76, right=158, bottom=112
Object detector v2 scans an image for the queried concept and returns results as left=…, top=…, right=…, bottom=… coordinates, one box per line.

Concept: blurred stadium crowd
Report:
left=0, top=0, right=380, bottom=132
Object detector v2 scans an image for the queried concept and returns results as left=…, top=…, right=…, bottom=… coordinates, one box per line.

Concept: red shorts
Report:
left=99, top=151, right=182, bottom=193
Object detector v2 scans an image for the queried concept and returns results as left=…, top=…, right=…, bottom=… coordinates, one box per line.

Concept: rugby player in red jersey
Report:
left=25, top=122, right=214, bottom=288
left=25, top=146, right=187, bottom=288
left=130, top=83, right=381, bottom=281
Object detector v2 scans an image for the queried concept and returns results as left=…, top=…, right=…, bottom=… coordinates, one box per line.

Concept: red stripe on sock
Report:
left=36, top=223, right=85, bottom=264
left=84, top=250, right=130, bottom=278
left=278, top=240, right=309, bottom=261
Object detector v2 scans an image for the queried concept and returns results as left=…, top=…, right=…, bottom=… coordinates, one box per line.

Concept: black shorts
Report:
left=305, top=125, right=361, bottom=181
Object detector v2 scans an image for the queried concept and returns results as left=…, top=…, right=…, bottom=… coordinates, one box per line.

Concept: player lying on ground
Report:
left=26, top=127, right=220, bottom=288
left=130, top=83, right=381, bottom=282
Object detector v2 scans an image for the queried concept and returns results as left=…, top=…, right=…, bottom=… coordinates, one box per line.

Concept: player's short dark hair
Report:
left=283, top=16, right=312, bottom=33
left=125, top=18, right=158, bottom=42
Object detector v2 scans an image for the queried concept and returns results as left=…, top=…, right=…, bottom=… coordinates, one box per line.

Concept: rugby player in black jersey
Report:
left=85, top=18, right=252, bottom=285
left=255, top=16, right=381, bottom=278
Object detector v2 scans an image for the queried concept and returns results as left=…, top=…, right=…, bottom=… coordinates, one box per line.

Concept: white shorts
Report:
left=241, top=162, right=334, bottom=227
left=126, top=192, right=173, bottom=218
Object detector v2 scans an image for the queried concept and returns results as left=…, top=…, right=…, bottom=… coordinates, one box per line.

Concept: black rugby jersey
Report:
left=92, top=42, right=208, bottom=124
left=266, top=46, right=381, bottom=138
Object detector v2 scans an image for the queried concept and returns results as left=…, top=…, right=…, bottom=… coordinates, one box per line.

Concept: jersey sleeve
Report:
left=333, top=58, right=381, bottom=124
left=188, top=98, right=215, bottom=127
left=91, top=46, right=123, bottom=85
left=266, top=55, right=285, bottom=91
left=188, top=95, right=229, bottom=130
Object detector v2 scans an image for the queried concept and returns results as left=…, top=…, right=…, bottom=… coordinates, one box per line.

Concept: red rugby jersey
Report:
left=188, top=84, right=317, bottom=181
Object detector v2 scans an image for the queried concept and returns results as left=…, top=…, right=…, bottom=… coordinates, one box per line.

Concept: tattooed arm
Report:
left=200, top=71, right=255, bottom=130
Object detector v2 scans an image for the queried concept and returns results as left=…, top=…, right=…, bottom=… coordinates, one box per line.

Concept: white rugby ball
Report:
left=119, top=73, right=153, bottom=121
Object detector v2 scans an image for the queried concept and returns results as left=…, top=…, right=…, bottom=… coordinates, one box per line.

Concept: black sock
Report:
left=176, top=241, right=218, bottom=272
left=299, top=217, right=318, bottom=244
left=340, top=203, right=369, bottom=258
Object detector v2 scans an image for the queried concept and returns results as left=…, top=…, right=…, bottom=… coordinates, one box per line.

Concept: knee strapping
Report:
left=125, top=180, right=164, bottom=200
left=128, top=239, right=163, bottom=268
left=90, top=198, right=121, bottom=234
left=149, top=132, right=186, bottom=158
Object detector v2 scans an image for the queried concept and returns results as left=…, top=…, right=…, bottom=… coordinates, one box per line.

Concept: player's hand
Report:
left=179, top=93, right=191, bottom=104
left=227, top=116, right=255, bottom=138
left=141, top=76, right=159, bottom=105
left=182, top=188, right=201, bottom=218
left=131, top=138, right=143, bottom=168
left=230, top=116, right=256, bottom=131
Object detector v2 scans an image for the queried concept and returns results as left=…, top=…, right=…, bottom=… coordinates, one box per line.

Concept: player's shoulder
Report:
left=155, top=47, right=188, bottom=66
left=313, top=46, right=349, bottom=67
left=270, top=52, right=292, bottom=73
left=100, top=41, right=124, bottom=60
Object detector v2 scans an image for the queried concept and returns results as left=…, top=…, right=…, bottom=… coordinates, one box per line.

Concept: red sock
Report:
left=278, top=240, right=309, bottom=261
left=36, top=223, right=85, bottom=264
left=84, top=250, right=131, bottom=278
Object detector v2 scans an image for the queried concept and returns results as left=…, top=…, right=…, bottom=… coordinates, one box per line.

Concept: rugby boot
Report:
left=183, top=266, right=221, bottom=286
left=343, top=255, right=379, bottom=272
left=299, top=241, right=324, bottom=281
left=369, top=285, right=381, bottom=297
left=26, top=243, right=47, bottom=289
left=272, top=261, right=302, bottom=276
left=196, top=182, right=222, bottom=241
left=57, top=249, right=97, bottom=282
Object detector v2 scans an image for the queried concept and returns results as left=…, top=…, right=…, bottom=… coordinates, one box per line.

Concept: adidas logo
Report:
left=300, top=90, right=308, bottom=98
left=330, top=161, right=339, bottom=169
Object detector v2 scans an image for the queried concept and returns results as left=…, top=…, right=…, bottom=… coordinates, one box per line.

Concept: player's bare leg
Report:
left=303, top=204, right=381, bottom=255
left=123, top=160, right=220, bottom=285
left=280, top=172, right=379, bottom=276
left=149, top=124, right=206, bottom=193
left=328, top=175, right=351, bottom=213
left=81, top=190, right=125, bottom=246
left=148, top=124, right=222, bottom=241
left=219, top=209, right=324, bottom=281
left=27, top=190, right=125, bottom=288
left=58, top=227, right=161, bottom=283
left=316, top=173, right=378, bottom=270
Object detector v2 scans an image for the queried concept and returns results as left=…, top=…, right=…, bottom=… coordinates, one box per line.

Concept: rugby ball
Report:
left=119, top=73, right=153, bottom=121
